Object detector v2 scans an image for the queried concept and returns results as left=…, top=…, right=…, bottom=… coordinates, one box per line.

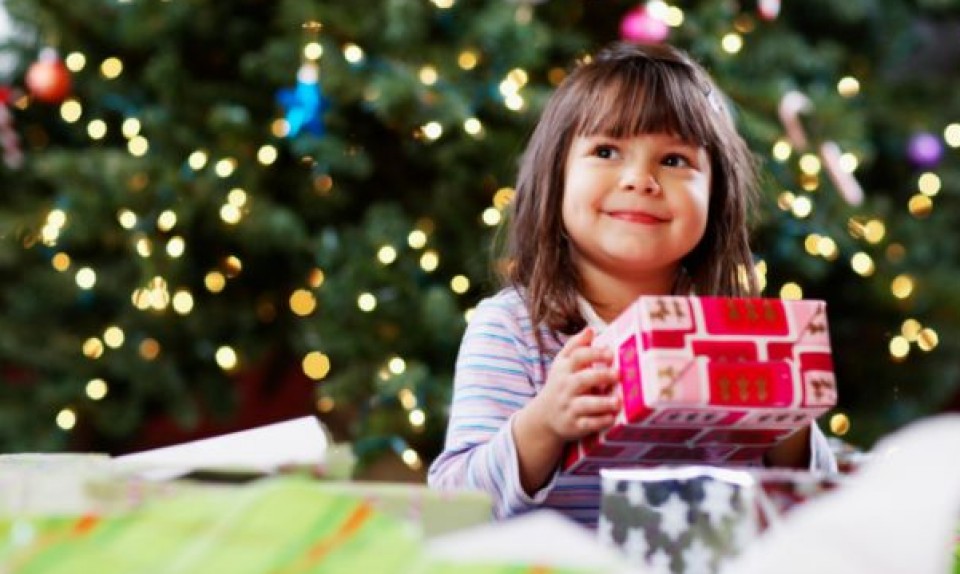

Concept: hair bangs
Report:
left=573, top=64, right=718, bottom=148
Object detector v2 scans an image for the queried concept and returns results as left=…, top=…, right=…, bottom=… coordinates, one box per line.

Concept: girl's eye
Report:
left=593, top=145, right=619, bottom=159
left=662, top=153, right=692, bottom=168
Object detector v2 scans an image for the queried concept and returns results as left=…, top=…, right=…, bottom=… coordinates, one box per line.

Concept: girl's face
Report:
left=561, top=132, right=711, bottom=295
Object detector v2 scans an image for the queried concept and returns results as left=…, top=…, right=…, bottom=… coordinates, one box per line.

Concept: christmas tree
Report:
left=0, top=0, right=957, bottom=475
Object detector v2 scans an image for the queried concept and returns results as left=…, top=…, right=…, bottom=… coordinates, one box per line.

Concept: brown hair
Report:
left=500, top=41, right=760, bottom=336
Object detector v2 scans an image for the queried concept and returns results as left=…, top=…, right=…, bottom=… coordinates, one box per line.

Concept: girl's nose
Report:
left=620, top=164, right=661, bottom=194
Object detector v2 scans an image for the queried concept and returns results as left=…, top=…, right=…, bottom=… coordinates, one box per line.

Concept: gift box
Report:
left=598, top=466, right=759, bottom=574
left=564, top=296, right=837, bottom=475
left=749, top=468, right=843, bottom=530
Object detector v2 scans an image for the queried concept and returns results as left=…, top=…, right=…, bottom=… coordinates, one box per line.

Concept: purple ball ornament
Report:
left=907, top=132, right=944, bottom=169
left=620, top=5, right=669, bottom=45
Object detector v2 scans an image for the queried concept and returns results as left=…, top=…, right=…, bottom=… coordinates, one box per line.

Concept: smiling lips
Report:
left=605, top=210, right=669, bottom=224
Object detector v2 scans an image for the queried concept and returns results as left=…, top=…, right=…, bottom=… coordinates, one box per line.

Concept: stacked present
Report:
left=564, top=296, right=838, bottom=475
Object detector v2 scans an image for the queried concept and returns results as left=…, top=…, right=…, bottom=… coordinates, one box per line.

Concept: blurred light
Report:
left=803, top=234, right=820, bottom=256
left=215, top=346, right=239, bottom=371
left=377, top=245, right=397, bottom=265
left=482, top=207, right=502, bottom=226
left=56, top=409, right=76, bottom=430
left=100, top=57, right=123, bottom=79
left=891, top=274, right=914, bottom=299
left=829, top=413, right=850, bottom=436
left=917, top=328, right=939, bottom=352
left=214, top=158, right=237, bottom=178
left=464, top=117, right=483, bottom=136
left=76, top=267, right=96, bottom=289
left=837, top=76, right=860, bottom=97
left=772, top=140, right=792, bottom=162
left=289, top=289, right=317, bottom=316
left=399, top=388, right=417, bottom=410
left=839, top=153, right=858, bottom=172
left=65, top=52, right=86, bottom=71
left=388, top=356, right=406, bottom=375
left=408, top=230, right=427, bottom=249
left=257, top=145, right=278, bottom=165
left=901, top=318, right=922, bottom=341
left=401, top=448, right=422, bottom=469
left=128, top=135, right=149, bottom=156
left=493, top=187, right=515, bottom=209
left=343, top=43, right=364, bottom=64
left=409, top=409, right=426, bottom=427
left=139, top=338, right=160, bottom=360
left=721, top=33, right=743, bottom=54
left=889, top=336, right=910, bottom=360
left=450, top=275, right=470, bottom=294
left=464, top=307, right=476, bottom=322
left=135, top=237, right=152, bottom=258
left=817, top=236, right=838, bottom=260
left=172, top=290, right=194, bottom=314
left=799, top=154, right=821, bottom=175
left=420, top=250, right=439, bottom=272
left=166, top=236, right=186, bottom=257
left=157, top=210, right=177, bottom=231
left=122, top=117, right=141, bottom=138
left=87, top=119, right=107, bottom=139
left=780, top=282, right=803, bottom=300
left=358, top=292, right=377, bottom=312
left=317, top=396, right=335, bottom=412
left=850, top=252, right=875, bottom=276
left=188, top=150, right=208, bottom=170
left=419, top=65, right=438, bottom=85
left=227, top=188, right=248, bottom=207
left=665, top=6, right=684, bottom=27
left=303, top=42, right=322, bottom=60
left=220, top=204, right=242, bottom=224
left=86, top=378, right=108, bottom=400
left=82, top=338, right=104, bottom=359
left=308, top=268, right=325, bottom=288
left=431, top=0, right=454, bottom=7
left=272, top=119, right=289, bottom=138
left=103, top=326, right=124, bottom=349
left=504, top=93, right=524, bottom=111
left=886, top=243, right=905, bottom=263
left=918, top=172, right=941, bottom=196
left=908, top=194, right=933, bottom=218
left=303, top=351, right=331, bottom=380
left=422, top=121, right=443, bottom=140
left=790, top=196, right=813, bottom=218
left=118, top=209, right=137, bottom=229
left=458, top=50, right=478, bottom=70
left=863, top=220, right=886, bottom=244
left=776, top=191, right=795, bottom=211
left=205, top=271, right=226, bottom=293
left=60, top=99, right=82, bottom=123
left=944, top=123, right=960, bottom=148
left=51, top=252, right=71, bottom=272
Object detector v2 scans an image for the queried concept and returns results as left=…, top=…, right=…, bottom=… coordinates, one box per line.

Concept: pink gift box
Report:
left=563, top=296, right=837, bottom=475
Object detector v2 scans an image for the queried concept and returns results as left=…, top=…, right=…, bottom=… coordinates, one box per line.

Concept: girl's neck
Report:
left=579, top=266, right=680, bottom=323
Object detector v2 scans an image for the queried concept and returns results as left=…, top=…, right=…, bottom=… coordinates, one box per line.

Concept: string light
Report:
left=214, top=158, right=237, bottom=177
left=122, top=117, right=140, bottom=138
left=388, top=356, right=406, bottom=375
left=289, top=289, right=317, bottom=316
left=481, top=207, right=501, bottom=226
left=172, top=290, right=194, bottom=314
left=166, top=236, right=186, bottom=257
left=100, top=57, right=123, bottom=79
left=450, top=275, right=470, bottom=294
left=407, top=230, right=427, bottom=249
left=86, top=378, right=108, bottom=400
left=60, top=100, right=82, bottom=123
left=780, top=282, right=803, bottom=300
left=86, top=119, right=107, bottom=139
left=790, top=196, right=812, bottom=218
left=75, top=267, right=96, bottom=289
left=257, top=145, right=278, bottom=165
left=188, top=150, right=208, bottom=170
left=720, top=33, right=743, bottom=54
left=357, top=292, right=377, bottom=312
left=56, top=409, right=76, bottom=431
left=401, top=448, right=422, bottom=470
left=420, top=250, right=439, bottom=272
left=128, top=135, right=149, bottom=156
left=917, top=172, right=941, bottom=196
left=829, top=413, right=850, bottom=435
left=944, top=123, right=960, bottom=148
left=51, top=252, right=70, bottom=272
left=303, top=351, right=331, bottom=380
left=377, top=245, right=398, bottom=264
left=82, top=337, right=104, bottom=359
left=139, top=338, right=161, bottom=360
left=343, top=43, right=364, bottom=64
left=772, top=139, right=792, bottom=161
left=889, top=336, right=909, bottom=360
left=157, top=210, right=177, bottom=231
left=215, top=347, right=239, bottom=371
left=850, top=252, right=875, bottom=276
left=457, top=50, right=478, bottom=70
left=103, top=326, right=124, bottom=348
left=64, top=52, right=86, bottom=71
left=836, top=76, right=860, bottom=97
left=890, top=274, right=914, bottom=299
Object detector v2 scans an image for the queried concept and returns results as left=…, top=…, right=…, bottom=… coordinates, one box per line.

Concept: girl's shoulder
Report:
left=473, top=286, right=530, bottom=325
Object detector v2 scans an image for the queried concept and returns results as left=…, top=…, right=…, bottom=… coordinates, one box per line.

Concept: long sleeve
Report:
left=427, top=290, right=558, bottom=519
left=808, top=421, right=838, bottom=473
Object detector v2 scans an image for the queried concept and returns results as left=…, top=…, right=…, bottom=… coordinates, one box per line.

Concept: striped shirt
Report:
left=427, top=287, right=837, bottom=527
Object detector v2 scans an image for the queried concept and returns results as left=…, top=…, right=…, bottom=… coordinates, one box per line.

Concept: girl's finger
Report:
left=556, top=327, right=594, bottom=358
left=564, top=345, right=614, bottom=372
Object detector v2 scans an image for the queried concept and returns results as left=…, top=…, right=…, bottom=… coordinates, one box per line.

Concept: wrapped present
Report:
left=749, top=468, right=843, bottom=530
left=564, top=296, right=837, bottom=475
left=599, top=466, right=759, bottom=574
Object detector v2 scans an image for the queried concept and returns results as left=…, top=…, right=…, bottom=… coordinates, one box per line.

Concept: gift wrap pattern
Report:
left=565, top=296, right=837, bottom=474
left=599, top=467, right=758, bottom=574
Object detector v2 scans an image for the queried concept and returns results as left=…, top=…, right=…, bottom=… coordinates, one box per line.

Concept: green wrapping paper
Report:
left=1, top=477, right=422, bottom=574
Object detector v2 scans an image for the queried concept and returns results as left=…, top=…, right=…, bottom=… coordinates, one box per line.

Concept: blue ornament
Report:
left=277, top=62, right=329, bottom=137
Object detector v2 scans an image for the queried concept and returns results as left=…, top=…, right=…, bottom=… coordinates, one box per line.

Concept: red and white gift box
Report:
left=563, top=296, right=837, bottom=475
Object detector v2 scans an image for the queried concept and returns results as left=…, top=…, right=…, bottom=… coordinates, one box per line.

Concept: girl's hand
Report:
left=532, top=327, right=622, bottom=442
left=512, top=327, right=621, bottom=494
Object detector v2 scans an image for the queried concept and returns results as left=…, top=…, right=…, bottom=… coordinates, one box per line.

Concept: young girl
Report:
left=428, top=42, right=837, bottom=527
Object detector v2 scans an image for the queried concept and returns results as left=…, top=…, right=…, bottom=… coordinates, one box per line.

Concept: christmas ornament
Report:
left=0, top=87, right=23, bottom=168
left=758, top=0, right=781, bottom=21
left=25, top=48, right=71, bottom=104
left=820, top=141, right=864, bottom=206
left=620, top=5, right=669, bottom=45
left=777, top=91, right=813, bottom=150
left=277, top=62, right=329, bottom=138
left=906, top=131, right=943, bottom=169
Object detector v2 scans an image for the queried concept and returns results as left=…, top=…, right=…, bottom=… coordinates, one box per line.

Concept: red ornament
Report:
left=620, top=5, right=670, bottom=45
left=25, top=49, right=72, bottom=104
